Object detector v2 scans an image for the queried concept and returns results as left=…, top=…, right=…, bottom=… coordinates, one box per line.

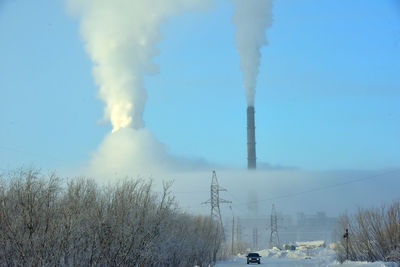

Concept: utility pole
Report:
left=269, top=204, right=280, bottom=249
left=343, top=228, right=349, bottom=261
left=236, top=217, right=241, bottom=243
left=203, top=171, right=231, bottom=238
left=231, top=216, right=235, bottom=255
left=252, top=228, right=258, bottom=250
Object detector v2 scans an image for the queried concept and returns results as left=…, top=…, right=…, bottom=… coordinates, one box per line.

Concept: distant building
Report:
left=225, top=211, right=337, bottom=249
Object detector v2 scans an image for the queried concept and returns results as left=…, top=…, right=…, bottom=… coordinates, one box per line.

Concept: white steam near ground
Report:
left=169, top=169, right=400, bottom=217
left=88, top=128, right=212, bottom=179
left=232, top=0, right=273, bottom=107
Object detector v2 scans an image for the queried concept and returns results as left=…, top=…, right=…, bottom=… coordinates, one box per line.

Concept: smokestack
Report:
left=247, top=106, right=256, bottom=169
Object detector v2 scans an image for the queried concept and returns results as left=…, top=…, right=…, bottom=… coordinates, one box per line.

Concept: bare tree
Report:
left=0, top=168, right=223, bottom=266
left=335, top=201, right=400, bottom=264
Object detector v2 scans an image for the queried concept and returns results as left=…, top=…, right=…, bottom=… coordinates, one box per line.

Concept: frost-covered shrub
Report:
left=0, top=168, right=223, bottom=266
left=335, top=201, right=400, bottom=264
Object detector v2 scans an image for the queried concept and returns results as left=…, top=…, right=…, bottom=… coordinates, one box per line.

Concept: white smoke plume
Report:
left=67, top=0, right=208, bottom=132
left=66, top=0, right=211, bottom=178
left=232, top=0, right=273, bottom=107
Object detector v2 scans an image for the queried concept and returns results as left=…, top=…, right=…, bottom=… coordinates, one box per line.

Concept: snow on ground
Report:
left=215, top=247, right=398, bottom=267
left=296, top=240, right=326, bottom=248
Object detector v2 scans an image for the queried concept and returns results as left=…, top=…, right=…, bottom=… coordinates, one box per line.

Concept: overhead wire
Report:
left=230, top=168, right=400, bottom=207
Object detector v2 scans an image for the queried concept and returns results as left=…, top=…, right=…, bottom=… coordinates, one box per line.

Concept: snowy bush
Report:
left=335, top=201, right=400, bottom=264
left=0, top=168, right=223, bottom=266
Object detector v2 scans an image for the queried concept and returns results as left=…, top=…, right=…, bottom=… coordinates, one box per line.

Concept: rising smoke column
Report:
left=232, top=0, right=273, bottom=107
left=67, top=0, right=210, bottom=177
left=67, top=0, right=207, bottom=132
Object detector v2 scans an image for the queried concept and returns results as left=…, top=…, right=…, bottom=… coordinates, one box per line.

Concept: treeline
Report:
left=0, top=169, right=223, bottom=266
left=335, top=200, right=400, bottom=264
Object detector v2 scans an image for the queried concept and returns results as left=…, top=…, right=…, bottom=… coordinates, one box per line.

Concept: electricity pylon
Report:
left=269, top=204, right=280, bottom=249
left=203, top=171, right=231, bottom=237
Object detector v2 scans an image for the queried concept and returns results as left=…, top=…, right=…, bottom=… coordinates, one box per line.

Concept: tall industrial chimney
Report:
left=247, top=106, right=256, bottom=169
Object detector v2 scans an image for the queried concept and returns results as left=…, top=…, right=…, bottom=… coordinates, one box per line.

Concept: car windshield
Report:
left=248, top=253, right=260, bottom=257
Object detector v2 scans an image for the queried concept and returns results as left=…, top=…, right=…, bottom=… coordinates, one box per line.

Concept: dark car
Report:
left=246, top=252, right=261, bottom=264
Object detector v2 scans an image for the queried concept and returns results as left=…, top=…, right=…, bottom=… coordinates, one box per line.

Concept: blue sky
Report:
left=1, top=0, right=399, bottom=173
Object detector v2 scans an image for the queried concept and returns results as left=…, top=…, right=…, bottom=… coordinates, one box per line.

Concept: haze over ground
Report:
left=0, top=0, right=399, bottom=217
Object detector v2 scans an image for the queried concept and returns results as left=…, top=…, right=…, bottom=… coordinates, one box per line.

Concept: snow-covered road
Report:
left=216, top=257, right=331, bottom=266
left=216, top=257, right=395, bottom=267
left=215, top=247, right=396, bottom=267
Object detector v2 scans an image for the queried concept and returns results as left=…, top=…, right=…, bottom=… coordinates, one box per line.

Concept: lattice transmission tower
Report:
left=269, top=204, right=280, bottom=249
left=203, top=171, right=231, bottom=236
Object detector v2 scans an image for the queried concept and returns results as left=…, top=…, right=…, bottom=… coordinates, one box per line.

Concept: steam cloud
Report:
left=232, top=0, right=273, bottom=106
left=67, top=0, right=210, bottom=177
left=88, top=128, right=173, bottom=178
left=67, top=0, right=207, bottom=132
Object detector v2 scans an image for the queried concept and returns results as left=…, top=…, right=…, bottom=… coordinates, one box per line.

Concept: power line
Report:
left=226, top=191, right=250, bottom=214
left=173, top=190, right=209, bottom=194
left=232, top=169, right=400, bottom=207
